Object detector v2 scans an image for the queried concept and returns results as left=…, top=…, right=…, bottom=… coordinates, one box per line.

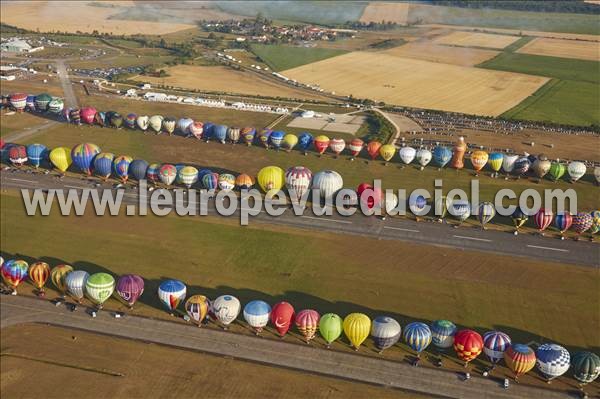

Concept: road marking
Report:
left=64, top=185, right=85, bottom=189
left=526, top=245, right=569, bottom=253
left=301, top=215, right=352, bottom=224
left=453, top=235, right=492, bottom=242
left=7, top=178, right=35, bottom=183
left=384, top=226, right=420, bottom=233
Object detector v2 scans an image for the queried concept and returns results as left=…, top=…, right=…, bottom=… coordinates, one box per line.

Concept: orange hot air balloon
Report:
left=29, top=261, right=50, bottom=296
left=470, top=150, right=489, bottom=174
left=271, top=301, right=295, bottom=337
left=367, top=141, right=382, bottom=160
left=451, top=137, right=467, bottom=170
left=504, top=344, right=537, bottom=381
left=314, top=135, right=330, bottom=156
left=453, top=329, right=483, bottom=366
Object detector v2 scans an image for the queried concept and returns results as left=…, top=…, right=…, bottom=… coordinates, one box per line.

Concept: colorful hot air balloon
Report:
left=242, top=127, right=256, bottom=146
left=69, top=108, right=81, bottom=125
left=243, top=300, right=271, bottom=334
left=213, top=124, right=228, bottom=144
left=146, top=163, right=160, bottom=183
left=536, top=344, right=570, bottom=382
left=431, top=320, right=457, bottom=351
left=227, top=127, right=241, bottom=143
left=450, top=137, right=467, bottom=170
left=270, top=130, right=285, bottom=150
left=379, top=144, right=396, bottom=164
left=271, top=301, right=295, bottom=337
left=511, top=207, right=529, bottom=235
left=477, top=202, right=495, bottom=229
left=65, top=270, right=89, bottom=303
left=71, top=143, right=100, bottom=176
left=282, top=134, right=298, bottom=152
left=27, top=144, right=47, bottom=168
left=218, top=174, right=236, bottom=191
left=51, top=264, right=73, bottom=297
left=136, top=115, right=149, bottom=132
left=159, top=164, right=177, bottom=186
left=568, top=161, right=586, bottom=182
left=505, top=344, right=536, bottom=380
left=177, top=118, right=193, bottom=135
left=453, top=329, right=483, bottom=366
left=85, top=273, right=115, bottom=309
left=571, top=351, right=600, bottom=385
left=399, top=146, right=416, bottom=165
left=201, top=171, right=219, bottom=190
left=488, top=152, right=503, bottom=177
left=185, top=295, right=210, bottom=326
left=129, top=159, right=149, bottom=182
left=93, top=153, right=114, bottom=181
left=125, top=113, right=137, bottom=129
left=534, top=208, right=553, bottom=235
left=590, top=210, right=600, bottom=237
left=329, top=138, right=346, bottom=157
left=298, top=132, right=313, bottom=154
left=348, top=138, right=363, bottom=160
left=177, top=166, right=199, bottom=188
left=433, top=146, right=452, bottom=169
left=450, top=200, right=471, bottom=224
left=357, top=183, right=382, bottom=211
left=1, top=259, right=28, bottom=294
left=312, top=170, right=343, bottom=201
left=482, top=331, right=511, bottom=365
left=285, top=166, right=312, bottom=200
left=157, top=279, right=186, bottom=313
left=572, top=212, right=593, bottom=239
left=9, top=93, right=27, bottom=112
left=115, top=274, right=144, bottom=308
left=371, top=316, right=401, bottom=353
left=549, top=162, right=566, bottom=182
left=314, top=135, right=330, bottom=156
left=235, top=174, right=254, bottom=190
left=113, top=155, right=132, bottom=183
left=9, top=145, right=28, bottom=166
left=295, top=309, right=320, bottom=343
left=80, top=107, right=97, bottom=125
left=367, top=141, right=382, bottom=161
left=513, top=156, right=531, bottom=176
left=49, top=147, right=72, bottom=173
left=257, top=129, right=272, bottom=149
left=211, top=295, right=241, bottom=328
left=163, top=117, right=176, bottom=136
left=470, top=150, right=488, bottom=175
left=257, top=166, right=285, bottom=194
left=320, top=313, right=343, bottom=347
left=403, top=322, right=432, bottom=359
left=28, top=261, right=50, bottom=296
left=343, top=313, right=371, bottom=351
left=555, top=211, right=573, bottom=239
left=416, top=148, right=432, bottom=170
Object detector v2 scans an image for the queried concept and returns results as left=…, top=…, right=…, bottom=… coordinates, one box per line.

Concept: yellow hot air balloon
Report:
left=343, top=313, right=371, bottom=350
left=257, top=166, right=285, bottom=194
left=49, top=147, right=72, bottom=172
left=282, top=134, right=298, bottom=152
left=470, top=150, right=489, bottom=174
left=379, top=144, right=396, bottom=163
left=29, top=261, right=50, bottom=295
left=185, top=295, right=210, bottom=327
left=51, top=264, right=73, bottom=297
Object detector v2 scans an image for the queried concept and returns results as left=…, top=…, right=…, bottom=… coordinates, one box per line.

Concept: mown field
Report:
left=249, top=44, right=348, bottom=72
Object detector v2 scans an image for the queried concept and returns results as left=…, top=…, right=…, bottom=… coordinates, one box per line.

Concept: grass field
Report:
left=517, top=37, right=600, bottom=61
left=249, top=44, right=348, bottom=72
left=1, top=324, right=421, bottom=399
left=432, top=31, right=520, bottom=49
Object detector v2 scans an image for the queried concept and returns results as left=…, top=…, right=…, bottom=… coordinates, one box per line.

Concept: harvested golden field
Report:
left=433, top=31, right=520, bottom=49
left=359, top=2, right=410, bottom=24
left=131, top=65, right=327, bottom=101
left=283, top=52, right=549, bottom=116
left=0, top=1, right=196, bottom=35
left=517, top=37, right=600, bottom=61
left=383, top=41, right=499, bottom=66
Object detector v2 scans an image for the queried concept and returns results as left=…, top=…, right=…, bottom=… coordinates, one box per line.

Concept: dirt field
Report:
left=1, top=324, right=419, bottom=399
left=0, top=1, right=196, bottom=35
left=359, top=2, right=411, bottom=24
left=382, top=42, right=499, bottom=66
left=282, top=52, right=549, bottom=116
left=517, top=37, right=600, bottom=61
left=432, top=31, right=520, bottom=49
left=131, top=65, right=327, bottom=101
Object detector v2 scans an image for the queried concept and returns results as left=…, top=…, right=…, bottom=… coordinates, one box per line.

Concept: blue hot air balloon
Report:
left=71, top=143, right=101, bottom=176
left=433, top=146, right=452, bottom=169
left=213, top=125, right=228, bottom=144
left=129, top=159, right=149, bottom=181
left=157, top=279, right=186, bottom=312
left=203, top=122, right=214, bottom=141
left=27, top=143, right=48, bottom=168
left=243, top=300, right=271, bottom=334
left=113, top=155, right=133, bottom=183
left=431, top=320, right=457, bottom=350
left=536, top=343, right=570, bottom=382
left=403, top=322, right=432, bottom=358
left=26, top=95, right=36, bottom=111
left=270, top=130, right=285, bottom=150
left=298, top=132, right=314, bottom=153
left=202, top=172, right=219, bottom=190
left=94, top=153, right=114, bottom=180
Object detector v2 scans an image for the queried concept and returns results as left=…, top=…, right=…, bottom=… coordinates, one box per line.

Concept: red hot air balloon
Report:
left=271, top=301, right=295, bottom=337
left=367, top=141, right=382, bottom=161
left=347, top=138, right=364, bottom=160
left=534, top=208, right=553, bottom=235
left=314, top=135, right=330, bottom=156
left=80, top=107, right=97, bottom=125
left=453, top=329, right=484, bottom=366
left=9, top=145, right=28, bottom=166
left=357, top=183, right=382, bottom=211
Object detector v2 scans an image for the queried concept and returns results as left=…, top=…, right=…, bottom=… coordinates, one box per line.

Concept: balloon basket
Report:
left=513, top=231, right=518, bottom=236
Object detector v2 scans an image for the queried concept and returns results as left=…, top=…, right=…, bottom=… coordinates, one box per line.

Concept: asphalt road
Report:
left=1, top=295, right=583, bottom=399
left=55, top=59, right=78, bottom=109
left=1, top=170, right=598, bottom=268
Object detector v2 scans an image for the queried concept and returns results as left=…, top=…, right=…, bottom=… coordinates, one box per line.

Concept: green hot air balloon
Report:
left=571, top=351, right=600, bottom=385
left=85, top=272, right=116, bottom=309
left=319, top=313, right=343, bottom=348
left=548, top=162, right=566, bottom=182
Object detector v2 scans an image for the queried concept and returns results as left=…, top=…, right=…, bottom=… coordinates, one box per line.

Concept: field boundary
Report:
left=500, top=78, right=562, bottom=120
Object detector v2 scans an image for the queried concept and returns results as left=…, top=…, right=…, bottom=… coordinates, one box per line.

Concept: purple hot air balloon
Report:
left=116, top=274, right=145, bottom=308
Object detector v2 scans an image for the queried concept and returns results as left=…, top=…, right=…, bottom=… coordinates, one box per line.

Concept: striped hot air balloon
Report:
left=202, top=171, right=219, bottom=191
left=505, top=344, right=536, bottom=381
left=348, top=138, right=363, bottom=160
left=129, top=159, right=149, bottom=182
left=94, top=111, right=105, bottom=127
left=157, top=279, right=186, bottom=314
left=113, top=155, right=133, bottom=183
left=213, top=124, right=227, bottom=144
left=431, top=320, right=457, bottom=351
left=71, top=143, right=101, bottom=176
left=65, top=270, right=89, bottom=303
left=548, top=161, right=566, bottom=182
left=227, top=127, right=241, bottom=144
left=371, top=316, right=401, bottom=353
left=312, top=170, right=343, bottom=201
left=177, top=166, right=199, bottom=188
left=163, top=117, right=176, bottom=136
left=1, top=259, right=29, bottom=293
left=115, top=274, right=144, bottom=308
left=9, top=93, right=27, bottom=112
left=555, top=212, right=573, bottom=238
left=94, top=153, right=114, bottom=181
left=185, top=295, right=211, bottom=327
left=571, top=351, right=600, bottom=385
left=482, top=331, right=511, bottom=365
left=534, top=208, right=553, bottom=234
left=453, top=329, right=483, bottom=366
left=477, top=202, right=495, bottom=229
left=295, top=309, right=320, bottom=343
left=51, top=264, right=73, bottom=297
left=403, top=322, right=432, bottom=358
left=285, top=166, right=312, bottom=200
left=27, top=144, right=47, bottom=168
left=34, top=93, right=52, bottom=111
left=28, top=261, right=50, bottom=296
left=218, top=174, right=235, bottom=191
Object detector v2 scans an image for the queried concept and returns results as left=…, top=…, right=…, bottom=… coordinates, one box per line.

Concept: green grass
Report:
left=249, top=44, right=347, bottom=71
left=502, top=36, right=535, bottom=52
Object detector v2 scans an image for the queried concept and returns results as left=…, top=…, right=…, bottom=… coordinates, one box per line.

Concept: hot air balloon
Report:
left=108, top=112, right=123, bottom=129
left=343, top=313, right=371, bottom=351
left=477, top=202, right=495, bottom=229
left=213, top=124, right=228, bottom=144
left=48, top=98, right=64, bottom=114
left=534, top=208, right=553, bottom=235
left=381, top=192, right=398, bottom=220
left=409, top=194, right=428, bottom=221
left=403, top=322, right=432, bottom=360
left=145, top=163, right=160, bottom=183
left=243, top=300, right=271, bottom=335
left=271, top=301, right=295, bottom=337
left=488, top=152, right=503, bottom=177
left=298, top=132, right=313, bottom=155
left=532, top=157, right=551, bottom=180
left=595, top=167, right=600, bottom=185
left=235, top=174, right=255, bottom=190
left=203, top=122, right=215, bottom=141
left=513, top=156, right=530, bottom=177
left=348, top=138, right=363, bottom=160
left=94, top=111, right=105, bottom=127
left=314, top=135, right=330, bottom=156
left=367, top=141, right=382, bottom=161
left=270, top=130, right=285, bottom=150
left=371, top=316, right=401, bottom=353
left=201, top=171, right=219, bottom=191
left=49, top=147, right=72, bottom=173
left=257, top=129, right=272, bottom=149
left=9, top=93, right=27, bottom=112
left=555, top=212, right=573, bottom=239
left=29, top=261, right=50, bottom=296
left=433, top=146, right=452, bottom=169
left=285, top=167, right=312, bottom=200
left=257, top=166, right=285, bottom=194
left=124, top=113, right=137, bottom=129
left=71, top=143, right=100, bottom=176
left=470, top=150, right=488, bottom=176
left=312, top=170, right=343, bottom=201
left=184, top=120, right=201, bottom=139
left=113, top=155, right=132, bottom=183
left=85, top=272, right=115, bottom=309
left=482, top=331, right=511, bottom=366
left=416, top=148, right=432, bottom=170
left=34, top=93, right=52, bottom=111
left=242, top=127, right=256, bottom=146
left=329, top=138, right=346, bottom=157
left=567, top=161, right=586, bottom=182
left=158, top=164, right=177, bottom=186
left=505, top=344, right=536, bottom=381
left=115, top=274, right=144, bottom=308
left=128, top=159, right=149, bottom=182
left=450, top=200, right=471, bottom=225
left=185, top=295, right=210, bottom=327
left=158, top=279, right=186, bottom=314
left=320, top=313, right=343, bottom=347
left=177, top=166, right=199, bottom=188
left=572, top=212, right=593, bottom=240
left=218, top=173, right=235, bottom=191
left=511, top=207, right=529, bottom=235
left=357, top=183, right=382, bottom=211
left=295, top=309, right=320, bottom=343
left=80, top=107, right=97, bottom=124
left=93, top=153, right=114, bottom=181
left=68, top=108, right=81, bottom=125
left=8, top=145, right=27, bottom=166
left=211, top=295, right=241, bottom=329
left=502, top=154, right=518, bottom=175
left=536, top=344, right=570, bottom=382
left=590, top=210, right=600, bottom=238
left=571, top=351, right=600, bottom=385
left=26, top=95, right=36, bottom=111
left=27, top=143, right=47, bottom=168
left=379, top=144, right=396, bottom=164
left=282, top=134, right=298, bottom=152
left=65, top=270, right=89, bottom=303
left=431, top=320, right=457, bottom=355
left=548, top=161, right=566, bottom=182
left=227, top=127, right=241, bottom=144
left=149, top=115, right=164, bottom=133
left=51, top=264, right=73, bottom=297
left=453, top=329, right=483, bottom=367
left=163, top=117, right=176, bottom=136
left=1, top=259, right=28, bottom=294
left=177, top=118, right=193, bottom=135
left=398, top=146, right=416, bottom=165
left=136, top=115, right=149, bottom=132
left=450, top=137, right=467, bottom=170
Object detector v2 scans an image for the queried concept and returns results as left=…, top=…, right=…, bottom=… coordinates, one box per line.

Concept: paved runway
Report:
left=1, top=169, right=598, bottom=268
left=1, top=295, right=580, bottom=399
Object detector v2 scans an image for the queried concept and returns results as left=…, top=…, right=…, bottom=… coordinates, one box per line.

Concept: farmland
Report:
left=359, top=2, right=411, bottom=24
left=432, top=31, right=520, bottom=49
left=249, top=44, right=348, bottom=72
left=382, top=42, right=499, bottom=67
left=517, top=37, right=600, bottom=61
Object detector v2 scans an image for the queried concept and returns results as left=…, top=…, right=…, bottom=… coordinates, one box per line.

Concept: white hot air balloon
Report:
left=65, top=270, right=89, bottom=303
left=399, top=146, right=416, bottom=165
left=381, top=192, right=398, bottom=220
left=243, top=300, right=271, bottom=334
left=285, top=166, right=313, bottom=200
left=311, top=170, right=343, bottom=201
left=502, top=154, right=518, bottom=174
left=371, top=316, right=401, bottom=353
left=177, top=118, right=193, bottom=135
left=416, top=148, right=432, bottom=170
left=136, top=115, right=149, bottom=131
left=567, top=161, right=586, bottom=182
left=594, top=166, right=600, bottom=184
left=536, top=343, right=570, bottom=382
left=211, top=295, right=241, bottom=328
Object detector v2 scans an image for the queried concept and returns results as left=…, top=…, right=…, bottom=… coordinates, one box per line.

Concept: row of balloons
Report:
left=0, top=256, right=598, bottom=385
left=5, top=93, right=600, bottom=182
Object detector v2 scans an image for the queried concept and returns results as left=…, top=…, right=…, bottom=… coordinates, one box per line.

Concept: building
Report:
left=0, top=39, right=43, bottom=53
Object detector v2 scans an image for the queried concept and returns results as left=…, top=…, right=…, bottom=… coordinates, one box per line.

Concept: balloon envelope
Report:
left=212, top=295, right=241, bottom=326
left=371, top=316, right=401, bottom=351
left=343, top=313, right=371, bottom=349
left=433, top=146, right=452, bottom=168
left=571, top=351, right=600, bottom=384
left=85, top=272, right=115, bottom=306
left=185, top=295, right=210, bottom=325
left=483, top=331, right=511, bottom=363
left=453, top=329, right=483, bottom=363
left=115, top=274, right=144, bottom=307
left=295, top=309, right=320, bottom=341
left=243, top=300, right=271, bottom=331
left=71, top=143, right=101, bottom=175
left=536, top=344, right=570, bottom=380
left=157, top=279, right=186, bottom=311
left=505, top=344, right=536, bottom=377
left=49, top=147, right=72, bottom=172
left=1, top=259, right=29, bottom=289
left=28, top=261, right=50, bottom=290
left=403, top=322, right=432, bottom=354
left=27, top=143, right=48, bottom=168
left=271, top=301, right=295, bottom=336
left=51, top=264, right=73, bottom=295
left=312, top=170, right=343, bottom=200
left=65, top=270, right=89, bottom=301
left=257, top=166, right=285, bottom=193
left=319, top=313, right=343, bottom=344
left=431, top=320, right=457, bottom=349
left=285, top=166, right=312, bottom=200
left=129, top=159, right=149, bottom=181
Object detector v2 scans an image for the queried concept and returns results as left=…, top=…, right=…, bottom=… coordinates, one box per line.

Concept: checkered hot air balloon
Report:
left=403, top=322, right=432, bottom=358
left=534, top=208, right=553, bottom=234
left=483, top=331, right=511, bottom=364
left=505, top=344, right=536, bottom=381
left=453, top=329, right=483, bottom=366
left=536, top=343, right=570, bottom=382
left=572, top=212, right=594, bottom=239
